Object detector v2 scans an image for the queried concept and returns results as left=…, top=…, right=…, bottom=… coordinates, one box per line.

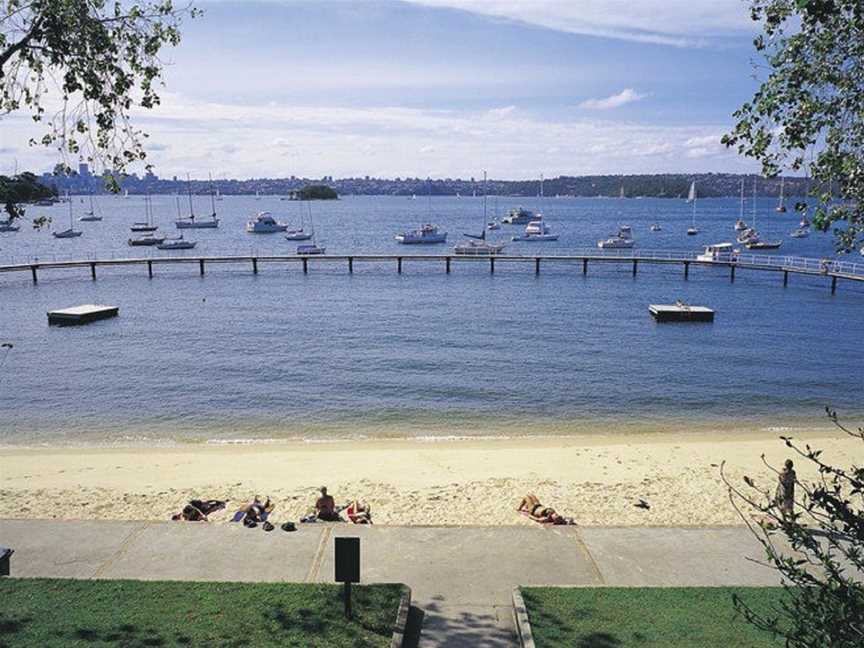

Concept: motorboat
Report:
left=697, top=243, right=736, bottom=262
left=737, top=228, right=759, bottom=244
left=157, top=235, right=196, bottom=250
left=129, top=234, right=165, bottom=246
left=501, top=207, right=536, bottom=225
left=734, top=219, right=748, bottom=231
left=395, top=223, right=448, bottom=244
left=512, top=220, right=558, bottom=241
left=487, top=221, right=500, bottom=231
left=790, top=227, right=810, bottom=239
left=246, top=211, right=288, bottom=233
left=0, top=220, right=20, bottom=232
left=453, top=239, right=505, bottom=255
left=686, top=227, right=700, bottom=236
left=130, top=222, right=158, bottom=232
left=285, top=229, right=312, bottom=241
left=297, top=244, right=325, bottom=255
left=650, top=224, right=662, bottom=232
left=745, top=239, right=783, bottom=250
left=598, top=225, right=634, bottom=249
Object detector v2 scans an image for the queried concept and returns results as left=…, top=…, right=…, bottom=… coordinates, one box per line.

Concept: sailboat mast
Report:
left=186, top=174, right=195, bottom=218
left=752, top=177, right=757, bottom=229
left=427, top=177, right=431, bottom=221
left=739, top=180, right=744, bottom=219
left=691, top=181, right=697, bottom=226
left=209, top=173, right=216, bottom=216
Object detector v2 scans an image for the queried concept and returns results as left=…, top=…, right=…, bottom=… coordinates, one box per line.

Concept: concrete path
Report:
left=0, top=521, right=780, bottom=647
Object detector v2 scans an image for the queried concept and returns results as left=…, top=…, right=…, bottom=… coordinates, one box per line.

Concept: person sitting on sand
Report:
left=517, top=494, right=575, bottom=525
left=346, top=500, right=372, bottom=524
left=171, top=499, right=226, bottom=522
left=315, top=486, right=341, bottom=521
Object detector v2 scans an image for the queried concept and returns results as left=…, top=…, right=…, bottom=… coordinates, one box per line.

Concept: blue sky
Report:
left=2, top=0, right=766, bottom=179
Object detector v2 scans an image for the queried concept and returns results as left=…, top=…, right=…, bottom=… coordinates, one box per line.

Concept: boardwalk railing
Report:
left=1, top=249, right=863, bottom=293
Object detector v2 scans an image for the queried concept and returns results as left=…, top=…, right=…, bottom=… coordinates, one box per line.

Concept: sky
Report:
left=1, top=0, right=766, bottom=180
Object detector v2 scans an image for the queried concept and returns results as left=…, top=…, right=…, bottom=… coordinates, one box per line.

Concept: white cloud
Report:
left=578, top=89, right=647, bottom=110
left=404, top=0, right=753, bottom=47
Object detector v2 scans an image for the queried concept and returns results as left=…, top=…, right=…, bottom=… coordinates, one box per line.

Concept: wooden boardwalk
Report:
left=1, top=249, right=863, bottom=294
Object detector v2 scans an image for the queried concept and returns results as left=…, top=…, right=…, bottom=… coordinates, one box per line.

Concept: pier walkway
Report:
left=1, top=249, right=864, bottom=293
left=0, top=520, right=781, bottom=647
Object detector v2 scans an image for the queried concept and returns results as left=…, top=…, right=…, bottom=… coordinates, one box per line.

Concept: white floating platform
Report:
left=649, top=303, right=714, bottom=323
left=48, top=304, right=119, bottom=326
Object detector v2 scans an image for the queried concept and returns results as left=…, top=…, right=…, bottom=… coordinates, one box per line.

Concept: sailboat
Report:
left=53, top=199, right=83, bottom=238
left=734, top=180, right=748, bottom=231
left=157, top=233, right=196, bottom=250
left=619, top=184, right=625, bottom=199
left=744, top=178, right=782, bottom=249
left=78, top=194, right=102, bottom=221
left=395, top=177, right=447, bottom=244
left=131, top=195, right=159, bottom=232
left=776, top=177, right=787, bottom=212
left=285, top=195, right=313, bottom=240
left=296, top=201, right=325, bottom=254
left=176, top=174, right=219, bottom=228
left=454, top=171, right=505, bottom=255
left=686, top=181, right=699, bottom=235
left=215, top=186, right=223, bottom=202
left=123, top=189, right=129, bottom=199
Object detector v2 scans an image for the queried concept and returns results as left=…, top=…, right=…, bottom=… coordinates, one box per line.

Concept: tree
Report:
left=1, top=0, right=198, bottom=187
left=723, top=0, right=864, bottom=251
left=722, top=408, right=864, bottom=647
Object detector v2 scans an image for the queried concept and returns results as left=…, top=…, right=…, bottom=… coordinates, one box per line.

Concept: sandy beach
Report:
left=0, top=429, right=857, bottom=526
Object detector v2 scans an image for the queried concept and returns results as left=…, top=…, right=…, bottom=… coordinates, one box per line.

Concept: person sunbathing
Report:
left=315, top=486, right=342, bottom=521
left=233, top=496, right=274, bottom=528
left=171, top=499, right=225, bottom=522
left=517, top=494, right=574, bottom=525
left=346, top=500, right=372, bottom=524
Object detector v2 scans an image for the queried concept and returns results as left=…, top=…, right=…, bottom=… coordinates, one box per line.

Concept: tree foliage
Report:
left=1, top=0, right=197, bottom=186
left=722, top=409, right=864, bottom=647
left=723, top=0, right=864, bottom=251
left=0, top=171, right=54, bottom=224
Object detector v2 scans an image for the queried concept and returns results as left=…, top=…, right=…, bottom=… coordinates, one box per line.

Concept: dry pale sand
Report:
left=0, top=429, right=858, bottom=526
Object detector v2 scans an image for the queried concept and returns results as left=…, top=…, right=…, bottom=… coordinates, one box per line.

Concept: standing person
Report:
left=776, top=459, right=797, bottom=520
left=315, top=486, right=340, bottom=521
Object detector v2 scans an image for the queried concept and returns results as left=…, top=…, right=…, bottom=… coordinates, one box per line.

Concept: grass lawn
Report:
left=521, top=587, right=787, bottom=648
left=0, top=578, right=404, bottom=647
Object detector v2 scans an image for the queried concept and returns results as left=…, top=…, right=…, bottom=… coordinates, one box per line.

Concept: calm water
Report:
left=0, top=195, right=861, bottom=445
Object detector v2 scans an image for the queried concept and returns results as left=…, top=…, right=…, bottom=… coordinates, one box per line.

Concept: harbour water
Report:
left=0, top=195, right=861, bottom=445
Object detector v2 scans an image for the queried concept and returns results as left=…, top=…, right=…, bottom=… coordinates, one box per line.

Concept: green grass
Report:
left=0, top=578, right=404, bottom=647
left=521, top=587, right=788, bottom=648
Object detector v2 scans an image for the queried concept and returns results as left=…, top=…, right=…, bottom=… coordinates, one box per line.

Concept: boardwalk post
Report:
left=30, top=265, right=37, bottom=284
left=783, top=270, right=788, bottom=287
left=252, top=258, right=258, bottom=275
left=684, top=261, right=690, bottom=280
left=582, top=259, right=588, bottom=275
left=535, top=258, right=540, bottom=275
left=730, top=265, right=735, bottom=283
left=632, top=260, right=638, bottom=277
left=446, top=256, right=451, bottom=274
left=490, top=257, right=495, bottom=274
left=303, top=258, right=308, bottom=274
left=831, top=276, right=838, bottom=294
left=90, top=262, right=96, bottom=280
left=348, top=257, right=353, bottom=274
left=397, top=257, right=402, bottom=274
left=199, top=259, right=205, bottom=276
left=147, top=260, right=153, bottom=278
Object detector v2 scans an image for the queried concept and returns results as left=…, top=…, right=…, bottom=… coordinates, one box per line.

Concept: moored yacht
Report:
left=246, top=211, right=288, bottom=233
left=790, top=227, right=810, bottom=238
left=454, top=170, right=504, bottom=255
left=501, top=207, right=535, bottom=225
left=128, top=234, right=165, bottom=246
left=512, top=219, right=558, bottom=241
left=598, top=225, right=634, bottom=249
left=696, top=242, right=736, bottom=262
left=395, top=224, right=448, bottom=244
left=157, top=235, right=196, bottom=250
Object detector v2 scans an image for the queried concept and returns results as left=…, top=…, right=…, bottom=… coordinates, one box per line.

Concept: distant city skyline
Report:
left=2, top=0, right=764, bottom=180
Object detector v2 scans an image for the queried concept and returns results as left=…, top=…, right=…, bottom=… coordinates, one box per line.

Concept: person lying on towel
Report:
left=171, top=499, right=226, bottom=522
left=232, top=496, right=274, bottom=528
left=517, top=494, right=575, bottom=525
left=346, top=500, right=372, bottom=524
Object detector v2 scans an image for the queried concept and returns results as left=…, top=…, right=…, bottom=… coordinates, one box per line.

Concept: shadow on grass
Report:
left=577, top=633, right=623, bottom=648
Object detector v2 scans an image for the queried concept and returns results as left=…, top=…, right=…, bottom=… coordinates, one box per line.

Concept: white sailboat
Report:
left=157, top=234, right=196, bottom=250
left=296, top=201, right=325, bottom=254
left=686, top=181, right=699, bottom=235
left=53, top=200, right=82, bottom=238
left=176, top=174, right=219, bottom=228
left=78, top=194, right=102, bottom=221
left=734, top=180, right=748, bottom=231
left=131, top=195, right=159, bottom=232
left=396, top=177, right=447, bottom=244
left=745, top=177, right=782, bottom=249
left=454, top=171, right=504, bottom=255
